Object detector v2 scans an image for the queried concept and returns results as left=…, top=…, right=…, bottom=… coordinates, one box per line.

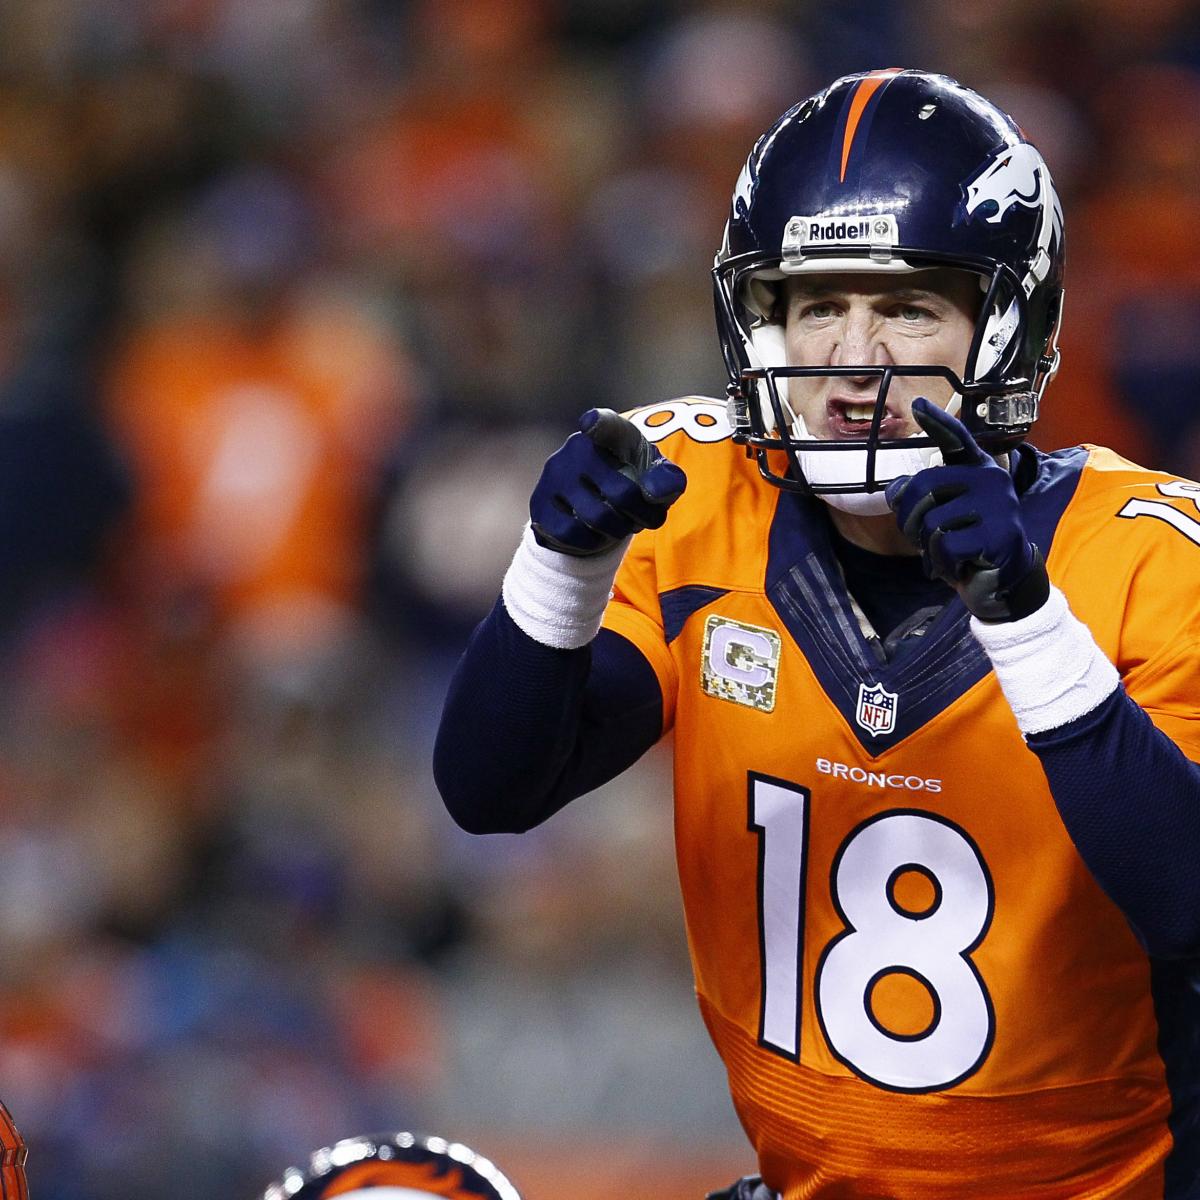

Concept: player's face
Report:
left=783, top=269, right=979, bottom=441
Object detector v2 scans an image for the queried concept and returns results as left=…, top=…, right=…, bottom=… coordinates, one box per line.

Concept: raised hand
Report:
left=530, top=408, right=687, bottom=557
left=885, top=397, right=1049, bottom=622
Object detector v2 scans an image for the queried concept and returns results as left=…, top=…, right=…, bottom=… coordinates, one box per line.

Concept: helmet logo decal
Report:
left=322, top=1160, right=477, bottom=1197
left=837, top=68, right=905, bottom=182
left=262, top=1134, right=524, bottom=1200
left=963, top=143, right=1045, bottom=224
left=962, top=140, right=1063, bottom=298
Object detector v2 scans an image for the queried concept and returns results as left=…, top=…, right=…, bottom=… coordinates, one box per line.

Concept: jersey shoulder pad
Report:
left=1078, top=443, right=1175, bottom=483
left=1071, top=445, right=1200, bottom=530
left=620, top=397, right=775, bottom=593
left=622, top=396, right=759, bottom=493
left=624, top=397, right=734, bottom=456
left=1057, top=444, right=1200, bottom=616
left=624, top=393, right=763, bottom=506
left=1058, top=447, right=1200, bottom=691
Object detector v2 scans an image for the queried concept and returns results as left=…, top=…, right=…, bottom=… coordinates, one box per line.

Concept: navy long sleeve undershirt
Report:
left=435, top=598, right=1200, bottom=959
left=434, top=598, right=662, bottom=834
left=1027, top=686, right=1200, bottom=958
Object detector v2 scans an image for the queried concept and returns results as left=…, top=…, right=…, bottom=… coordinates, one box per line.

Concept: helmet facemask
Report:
left=717, top=250, right=1052, bottom=512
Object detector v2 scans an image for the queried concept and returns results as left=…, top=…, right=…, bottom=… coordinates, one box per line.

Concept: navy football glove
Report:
left=529, top=408, right=687, bottom=557
left=705, top=1175, right=777, bottom=1200
left=885, top=397, right=1049, bottom=623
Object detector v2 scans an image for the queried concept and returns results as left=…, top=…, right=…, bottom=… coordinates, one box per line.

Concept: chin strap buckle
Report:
left=727, top=382, right=754, bottom=443
left=977, top=391, right=1037, bottom=427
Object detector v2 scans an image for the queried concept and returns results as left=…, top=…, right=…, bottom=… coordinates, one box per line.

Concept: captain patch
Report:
left=701, top=615, right=781, bottom=712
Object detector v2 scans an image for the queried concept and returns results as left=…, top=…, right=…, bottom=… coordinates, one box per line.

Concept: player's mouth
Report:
left=825, top=397, right=904, bottom=440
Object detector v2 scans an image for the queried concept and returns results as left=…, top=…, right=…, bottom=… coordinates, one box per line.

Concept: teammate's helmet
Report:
left=713, top=68, right=1065, bottom=501
left=258, top=1132, right=524, bottom=1200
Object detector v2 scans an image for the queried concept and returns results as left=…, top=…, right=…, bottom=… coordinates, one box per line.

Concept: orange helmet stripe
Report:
left=840, top=68, right=905, bottom=182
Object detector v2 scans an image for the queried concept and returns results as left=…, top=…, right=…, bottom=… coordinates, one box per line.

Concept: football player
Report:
left=257, top=1131, right=523, bottom=1199
left=435, top=70, right=1200, bottom=1197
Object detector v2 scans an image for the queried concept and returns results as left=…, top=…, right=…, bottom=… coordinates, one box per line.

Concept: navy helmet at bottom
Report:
left=258, top=1132, right=524, bottom=1200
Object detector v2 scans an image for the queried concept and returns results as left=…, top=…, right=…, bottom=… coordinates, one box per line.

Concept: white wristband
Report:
left=970, top=585, right=1120, bottom=736
left=501, top=523, right=630, bottom=650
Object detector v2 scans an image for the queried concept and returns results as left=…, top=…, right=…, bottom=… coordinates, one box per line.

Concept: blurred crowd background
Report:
left=0, top=0, right=1197, bottom=1196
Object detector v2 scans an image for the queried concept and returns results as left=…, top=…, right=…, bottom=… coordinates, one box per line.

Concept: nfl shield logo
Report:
left=856, top=681, right=898, bottom=736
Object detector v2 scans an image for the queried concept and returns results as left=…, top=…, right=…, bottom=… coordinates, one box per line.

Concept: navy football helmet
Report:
left=258, top=1132, right=524, bottom=1200
left=713, top=68, right=1064, bottom=505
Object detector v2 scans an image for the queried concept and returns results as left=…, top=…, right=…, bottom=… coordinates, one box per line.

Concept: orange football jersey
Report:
left=601, top=398, right=1200, bottom=1199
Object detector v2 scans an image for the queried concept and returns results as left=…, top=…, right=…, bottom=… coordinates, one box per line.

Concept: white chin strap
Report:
left=746, top=321, right=958, bottom=515
left=793, top=412, right=950, bottom=515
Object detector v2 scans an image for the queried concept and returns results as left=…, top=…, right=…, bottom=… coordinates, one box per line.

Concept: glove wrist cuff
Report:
left=999, top=544, right=1050, bottom=621
left=969, top=586, right=1120, bottom=736
left=501, top=522, right=629, bottom=649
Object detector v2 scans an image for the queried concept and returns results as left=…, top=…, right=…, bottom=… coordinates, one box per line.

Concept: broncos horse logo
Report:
left=321, top=1156, right=526, bottom=1200
left=321, top=1159, right=477, bottom=1197
left=963, top=142, right=1047, bottom=224
left=262, top=1134, right=524, bottom=1200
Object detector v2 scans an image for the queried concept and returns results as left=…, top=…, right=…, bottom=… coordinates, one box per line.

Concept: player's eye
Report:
left=800, top=300, right=839, bottom=320
left=894, top=303, right=935, bottom=323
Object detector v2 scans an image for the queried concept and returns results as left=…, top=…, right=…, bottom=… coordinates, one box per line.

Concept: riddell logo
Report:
left=784, top=212, right=899, bottom=257
left=808, top=218, right=872, bottom=240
